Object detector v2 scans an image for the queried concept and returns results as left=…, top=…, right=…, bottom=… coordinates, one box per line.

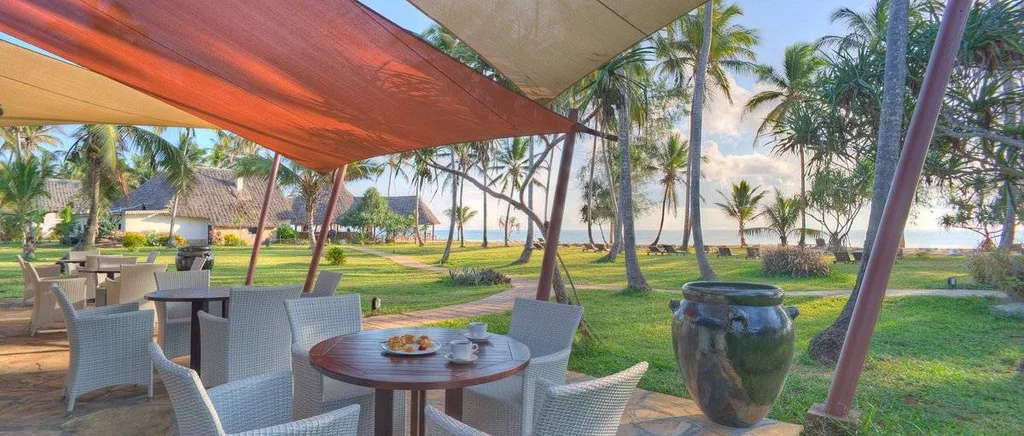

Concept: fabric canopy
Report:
left=408, top=0, right=707, bottom=102
left=0, top=0, right=577, bottom=171
left=0, top=41, right=214, bottom=128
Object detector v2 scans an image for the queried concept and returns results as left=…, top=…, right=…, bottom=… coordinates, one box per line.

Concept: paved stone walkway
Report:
left=574, top=284, right=1007, bottom=299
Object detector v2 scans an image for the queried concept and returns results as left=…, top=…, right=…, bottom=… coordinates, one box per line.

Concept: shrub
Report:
left=223, top=233, right=245, bottom=246
left=447, top=267, right=511, bottom=286
left=325, top=246, right=346, bottom=265
left=965, top=252, right=1024, bottom=298
left=146, top=232, right=187, bottom=247
left=276, top=223, right=297, bottom=240
left=761, top=246, right=830, bottom=278
left=210, top=231, right=225, bottom=246
left=122, top=232, right=147, bottom=250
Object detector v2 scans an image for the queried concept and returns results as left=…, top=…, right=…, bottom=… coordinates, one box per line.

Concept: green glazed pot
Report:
left=669, top=281, right=798, bottom=428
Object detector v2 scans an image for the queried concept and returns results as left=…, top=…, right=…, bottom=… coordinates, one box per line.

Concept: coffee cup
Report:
left=450, top=339, right=479, bottom=360
left=468, top=322, right=488, bottom=338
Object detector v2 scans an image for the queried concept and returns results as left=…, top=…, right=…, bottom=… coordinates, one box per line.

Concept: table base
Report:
left=373, top=388, right=465, bottom=436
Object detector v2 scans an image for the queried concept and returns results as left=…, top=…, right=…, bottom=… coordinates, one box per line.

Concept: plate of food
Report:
left=381, top=334, right=439, bottom=356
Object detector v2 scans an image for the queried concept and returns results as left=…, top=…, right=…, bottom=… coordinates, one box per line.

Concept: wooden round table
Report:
left=54, top=259, right=87, bottom=274
left=77, top=265, right=122, bottom=279
left=310, top=328, right=531, bottom=436
left=145, top=286, right=231, bottom=375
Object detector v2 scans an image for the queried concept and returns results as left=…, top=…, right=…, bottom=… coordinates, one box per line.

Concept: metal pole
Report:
left=536, top=109, right=579, bottom=301
left=304, top=166, right=347, bottom=292
left=245, top=153, right=281, bottom=285
left=824, top=0, right=971, bottom=417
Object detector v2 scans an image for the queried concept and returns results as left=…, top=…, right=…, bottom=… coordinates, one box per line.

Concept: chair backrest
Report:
left=68, top=250, right=99, bottom=261
left=148, top=343, right=225, bottom=435
left=284, top=294, right=361, bottom=352
left=227, top=285, right=303, bottom=380
left=146, top=251, right=160, bottom=263
left=834, top=251, right=850, bottom=262
left=115, top=263, right=168, bottom=305
left=509, top=298, right=583, bottom=357
left=190, top=257, right=207, bottom=271
left=155, top=270, right=211, bottom=290
left=531, top=362, right=648, bottom=436
left=309, top=271, right=344, bottom=298
left=16, top=255, right=35, bottom=283
left=51, top=280, right=90, bottom=326
left=116, top=257, right=139, bottom=266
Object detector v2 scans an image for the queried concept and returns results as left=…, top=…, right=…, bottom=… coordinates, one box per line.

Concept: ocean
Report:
left=432, top=228, right=993, bottom=249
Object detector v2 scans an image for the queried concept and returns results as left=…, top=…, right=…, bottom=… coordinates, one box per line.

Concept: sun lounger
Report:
left=594, top=244, right=608, bottom=252
left=716, top=246, right=733, bottom=257
left=746, top=246, right=760, bottom=259
left=852, top=251, right=863, bottom=262
left=582, top=243, right=597, bottom=252
left=833, top=251, right=856, bottom=264
left=661, top=245, right=683, bottom=255
left=647, top=246, right=666, bottom=255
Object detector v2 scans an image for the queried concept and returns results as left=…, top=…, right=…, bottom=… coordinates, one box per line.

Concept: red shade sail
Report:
left=0, top=0, right=577, bottom=171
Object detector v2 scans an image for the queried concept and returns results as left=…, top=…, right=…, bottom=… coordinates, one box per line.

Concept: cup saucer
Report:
left=445, top=353, right=478, bottom=364
left=464, top=332, right=492, bottom=343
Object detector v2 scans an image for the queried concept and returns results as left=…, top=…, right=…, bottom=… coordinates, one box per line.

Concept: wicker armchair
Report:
left=426, top=362, right=648, bottom=436
left=154, top=270, right=211, bottom=359
left=16, top=255, right=61, bottom=306
left=52, top=284, right=154, bottom=412
left=83, top=255, right=131, bottom=300
left=104, top=263, right=168, bottom=310
left=284, top=295, right=406, bottom=435
left=463, top=298, right=583, bottom=436
left=149, top=343, right=361, bottom=435
left=303, top=271, right=344, bottom=298
left=67, top=250, right=99, bottom=275
left=198, top=285, right=302, bottom=387
left=29, top=276, right=86, bottom=335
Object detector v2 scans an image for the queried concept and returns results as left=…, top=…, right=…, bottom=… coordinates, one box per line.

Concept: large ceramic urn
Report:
left=669, top=282, right=798, bottom=428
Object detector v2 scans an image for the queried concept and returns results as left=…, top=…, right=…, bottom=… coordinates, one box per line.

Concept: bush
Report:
left=145, top=231, right=187, bottom=247
left=761, top=246, right=830, bottom=278
left=325, top=246, right=346, bottom=265
left=966, top=252, right=1024, bottom=298
left=122, top=232, right=147, bottom=250
left=210, top=231, right=225, bottom=246
left=447, top=267, right=511, bottom=286
left=223, top=233, right=245, bottom=246
left=276, top=223, right=297, bottom=240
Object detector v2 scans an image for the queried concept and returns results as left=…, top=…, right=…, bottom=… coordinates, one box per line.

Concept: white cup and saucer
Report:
left=445, top=339, right=479, bottom=364
left=464, top=322, right=491, bottom=342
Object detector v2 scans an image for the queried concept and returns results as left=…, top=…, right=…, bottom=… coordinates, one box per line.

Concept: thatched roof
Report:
left=39, top=179, right=85, bottom=214
left=291, top=188, right=441, bottom=226
left=112, top=167, right=292, bottom=228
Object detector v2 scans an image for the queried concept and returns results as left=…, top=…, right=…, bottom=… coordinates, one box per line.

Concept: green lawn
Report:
left=432, top=291, right=1024, bottom=434
left=2, top=244, right=505, bottom=314
left=378, top=242, right=982, bottom=291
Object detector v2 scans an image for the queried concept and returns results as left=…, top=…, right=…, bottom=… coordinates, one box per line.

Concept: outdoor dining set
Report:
left=15, top=251, right=647, bottom=436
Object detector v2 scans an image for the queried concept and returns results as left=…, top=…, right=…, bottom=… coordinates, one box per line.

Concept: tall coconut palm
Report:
left=744, top=190, right=816, bottom=246
left=445, top=206, right=478, bottom=247
left=67, top=125, right=174, bottom=248
left=0, top=154, right=55, bottom=259
left=439, top=150, right=459, bottom=264
left=766, top=102, right=826, bottom=246
left=210, top=131, right=259, bottom=167
left=401, top=149, right=437, bottom=246
left=162, top=132, right=203, bottom=247
left=715, top=180, right=767, bottom=246
left=0, top=126, right=62, bottom=159
left=235, top=155, right=331, bottom=246
left=490, top=138, right=532, bottom=248
left=648, top=133, right=688, bottom=246
left=475, top=141, right=492, bottom=247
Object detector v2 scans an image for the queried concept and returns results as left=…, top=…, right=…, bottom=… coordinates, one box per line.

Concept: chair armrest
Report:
left=425, top=405, right=490, bottom=436
left=520, top=347, right=573, bottom=435
left=36, top=264, right=62, bottom=278
left=76, top=309, right=154, bottom=346
left=104, top=279, right=121, bottom=304
left=235, top=404, right=361, bottom=436
left=80, top=302, right=139, bottom=318
left=208, top=370, right=294, bottom=434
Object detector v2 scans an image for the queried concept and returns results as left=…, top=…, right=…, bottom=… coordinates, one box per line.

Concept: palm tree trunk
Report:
left=167, top=195, right=180, bottom=247
left=22, top=220, right=35, bottom=260
left=688, top=0, right=718, bottom=281
left=586, top=140, right=597, bottom=245
left=616, top=77, right=650, bottom=291
left=305, top=200, right=316, bottom=248
left=83, top=156, right=102, bottom=248
left=652, top=187, right=669, bottom=246
left=601, top=138, right=621, bottom=261
left=798, top=147, right=807, bottom=247
left=999, top=183, right=1016, bottom=250
left=415, top=186, right=423, bottom=246
left=739, top=219, right=747, bottom=247
left=440, top=156, right=458, bottom=264
left=503, top=190, right=512, bottom=247
left=481, top=158, right=489, bottom=248
left=682, top=169, right=691, bottom=251
left=517, top=138, right=536, bottom=264
left=809, top=0, right=908, bottom=364
left=459, top=177, right=466, bottom=248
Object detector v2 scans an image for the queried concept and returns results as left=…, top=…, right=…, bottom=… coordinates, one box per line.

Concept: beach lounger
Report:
left=746, top=246, right=760, bottom=259
left=582, top=243, right=597, bottom=252
left=661, top=245, right=683, bottom=255
left=833, top=251, right=856, bottom=264
left=647, top=246, right=666, bottom=255
left=594, top=244, right=608, bottom=252
left=716, top=246, right=733, bottom=257
left=852, top=251, right=863, bottom=262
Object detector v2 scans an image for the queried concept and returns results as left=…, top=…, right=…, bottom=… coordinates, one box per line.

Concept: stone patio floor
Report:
left=0, top=302, right=801, bottom=435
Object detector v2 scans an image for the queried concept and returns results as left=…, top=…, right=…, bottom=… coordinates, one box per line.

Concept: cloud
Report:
left=701, top=140, right=801, bottom=197
left=700, top=75, right=774, bottom=138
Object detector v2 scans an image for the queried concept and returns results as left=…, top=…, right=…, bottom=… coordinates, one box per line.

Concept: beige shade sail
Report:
left=407, top=0, right=707, bottom=102
left=0, top=41, right=215, bottom=128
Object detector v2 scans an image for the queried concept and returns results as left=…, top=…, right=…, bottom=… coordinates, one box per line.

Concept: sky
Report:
left=5, top=0, right=964, bottom=237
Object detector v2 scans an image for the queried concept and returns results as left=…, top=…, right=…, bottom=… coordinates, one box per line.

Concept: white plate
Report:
left=380, top=341, right=440, bottom=356
left=464, top=332, right=492, bottom=343
left=445, top=353, right=478, bottom=364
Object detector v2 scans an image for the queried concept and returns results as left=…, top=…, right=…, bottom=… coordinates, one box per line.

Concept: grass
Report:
left=431, top=291, right=1024, bottom=434
left=1, top=243, right=506, bottom=314
left=378, top=242, right=982, bottom=291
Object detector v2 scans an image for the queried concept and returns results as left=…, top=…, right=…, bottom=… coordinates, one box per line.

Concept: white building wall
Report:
left=121, top=212, right=209, bottom=241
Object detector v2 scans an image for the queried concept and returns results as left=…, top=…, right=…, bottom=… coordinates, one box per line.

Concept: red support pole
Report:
left=536, top=109, right=579, bottom=301
left=824, top=0, right=971, bottom=417
left=245, top=153, right=281, bottom=286
left=304, top=166, right=347, bottom=292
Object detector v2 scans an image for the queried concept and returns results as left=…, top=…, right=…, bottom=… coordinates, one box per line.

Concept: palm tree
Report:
left=439, top=149, right=459, bottom=264
left=475, top=141, right=492, bottom=247
left=744, top=190, right=815, bottom=246
left=0, top=154, right=55, bottom=259
left=210, top=131, right=259, bottom=167
left=715, top=180, right=767, bottom=246
left=401, top=149, right=437, bottom=246
left=648, top=133, right=688, bottom=246
left=0, top=126, right=62, bottom=159
left=67, top=125, right=174, bottom=247
left=445, top=206, right=478, bottom=247
left=162, top=131, right=203, bottom=247
left=766, top=102, right=826, bottom=246
left=490, top=138, right=532, bottom=247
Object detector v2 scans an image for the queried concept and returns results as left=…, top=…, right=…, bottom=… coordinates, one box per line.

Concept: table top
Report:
left=55, top=259, right=87, bottom=264
left=310, top=328, right=531, bottom=391
left=77, top=265, right=122, bottom=274
left=145, top=286, right=232, bottom=302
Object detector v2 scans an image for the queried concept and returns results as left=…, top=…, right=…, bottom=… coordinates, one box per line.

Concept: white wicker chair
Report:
left=67, top=250, right=99, bottom=275
left=145, top=251, right=160, bottom=263
left=149, top=343, right=361, bottom=436
left=52, top=284, right=154, bottom=412
left=16, top=255, right=61, bottom=306
left=427, top=362, right=648, bottom=436
left=198, top=285, right=302, bottom=387
left=190, top=257, right=207, bottom=271
left=83, top=255, right=126, bottom=300
left=29, top=276, right=86, bottom=335
left=463, top=298, right=584, bottom=436
left=284, top=295, right=407, bottom=435
left=154, top=270, right=211, bottom=359
left=303, top=271, right=344, bottom=298
left=104, top=263, right=168, bottom=310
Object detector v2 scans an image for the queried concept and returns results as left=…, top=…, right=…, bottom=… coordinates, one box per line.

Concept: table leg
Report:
left=410, top=389, right=427, bottom=436
left=189, top=301, right=203, bottom=374
left=445, top=388, right=463, bottom=421
left=374, top=389, right=394, bottom=436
